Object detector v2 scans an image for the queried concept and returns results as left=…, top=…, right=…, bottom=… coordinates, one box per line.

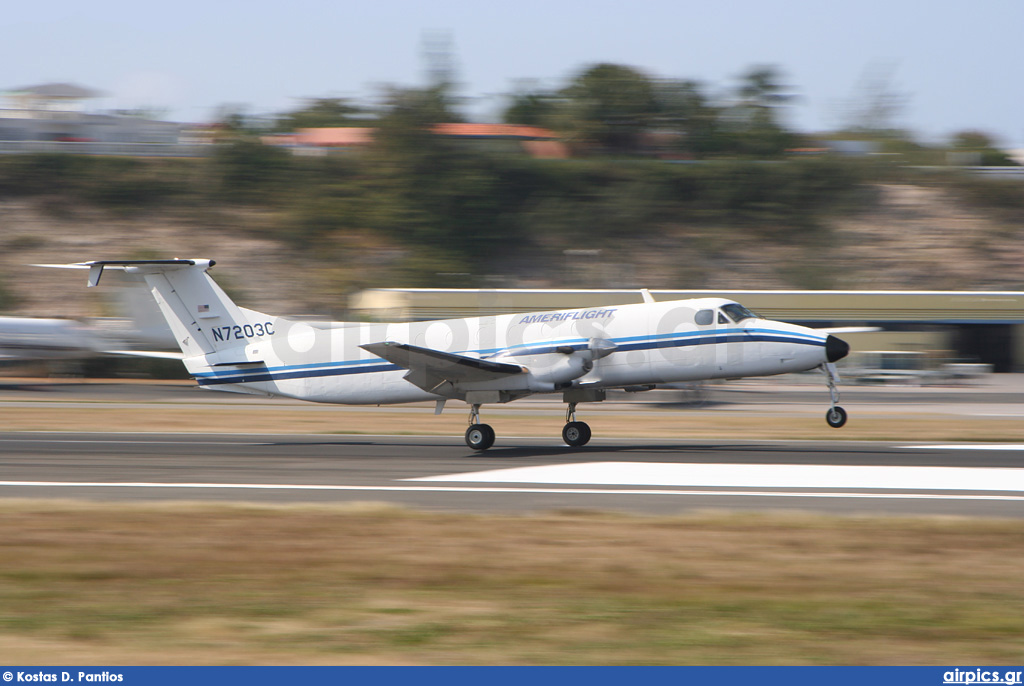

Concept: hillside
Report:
left=1, top=181, right=1022, bottom=321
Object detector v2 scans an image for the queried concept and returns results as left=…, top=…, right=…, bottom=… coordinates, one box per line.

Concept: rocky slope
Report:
left=1, top=182, right=1021, bottom=321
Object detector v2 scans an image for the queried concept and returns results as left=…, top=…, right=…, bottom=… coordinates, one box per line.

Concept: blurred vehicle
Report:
left=0, top=281, right=179, bottom=372
left=841, top=350, right=992, bottom=385
left=0, top=316, right=105, bottom=362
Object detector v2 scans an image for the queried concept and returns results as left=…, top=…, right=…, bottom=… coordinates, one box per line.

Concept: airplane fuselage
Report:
left=188, top=297, right=838, bottom=405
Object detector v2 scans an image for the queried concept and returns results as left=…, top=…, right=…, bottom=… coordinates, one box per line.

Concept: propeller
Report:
left=576, top=337, right=618, bottom=385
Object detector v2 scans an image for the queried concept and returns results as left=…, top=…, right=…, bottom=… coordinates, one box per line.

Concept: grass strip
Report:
left=0, top=501, right=1022, bottom=664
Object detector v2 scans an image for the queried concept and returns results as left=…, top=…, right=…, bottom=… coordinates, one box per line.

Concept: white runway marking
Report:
left=0, top=438, right=274, bottom=446
left=409, top=462, right=1024, bottom=492
left=1, top=480, right=1023, bottom=502
left=904, top=444, right=1024, bottom=451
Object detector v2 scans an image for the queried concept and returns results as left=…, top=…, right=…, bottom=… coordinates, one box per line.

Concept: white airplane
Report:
left=0, top=316, right=106, bottom=362
left=51, top=259, right=852, bottom=449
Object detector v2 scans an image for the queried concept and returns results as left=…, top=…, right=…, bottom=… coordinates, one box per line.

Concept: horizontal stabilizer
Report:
left=34, top=261, right=196, bottom=271
left=361, top=341, right=524, bottom=388
left=36, top=259, right=211, bottom=287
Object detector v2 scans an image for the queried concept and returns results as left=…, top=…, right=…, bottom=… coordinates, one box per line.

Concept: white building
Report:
left=0, top=82, right=186, bottom=147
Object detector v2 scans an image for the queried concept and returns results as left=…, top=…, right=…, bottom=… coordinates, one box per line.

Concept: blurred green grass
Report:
left=1, top=502, right=1022, bottom=665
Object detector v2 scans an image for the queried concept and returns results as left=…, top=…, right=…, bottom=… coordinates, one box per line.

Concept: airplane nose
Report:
left=825, top=335, right=850, bottom=363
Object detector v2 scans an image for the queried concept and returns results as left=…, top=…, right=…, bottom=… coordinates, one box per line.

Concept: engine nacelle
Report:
left=491, top=337, right=619, bottom=392
left=526, top=354, right=592, bottom=390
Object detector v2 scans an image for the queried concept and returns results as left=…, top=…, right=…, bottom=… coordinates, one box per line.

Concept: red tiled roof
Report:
left=264, top=124, right=566, bottom=158
left=295, top=127, right=375, bottom=146
left=431, top=123, right=557, bottom=139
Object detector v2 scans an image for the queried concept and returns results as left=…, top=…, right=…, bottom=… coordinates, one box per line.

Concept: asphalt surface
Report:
left=2, top=431, right=1023, bottom=517
left=2, top=375, right=1024, bottom=517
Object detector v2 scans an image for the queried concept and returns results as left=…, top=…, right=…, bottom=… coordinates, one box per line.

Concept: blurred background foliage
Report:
left=0, top=61, right=1018, bottom=289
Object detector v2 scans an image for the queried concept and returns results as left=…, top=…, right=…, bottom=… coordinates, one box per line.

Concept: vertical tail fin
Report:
left=77, top=259, right=270, bottom=359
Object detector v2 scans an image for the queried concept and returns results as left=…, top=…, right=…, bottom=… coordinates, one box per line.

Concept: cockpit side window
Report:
left=694, top=309, right=714, bottom=326
left=721, top=303, right=762, bottom=323
left=718, top=312, right=729, bottom=324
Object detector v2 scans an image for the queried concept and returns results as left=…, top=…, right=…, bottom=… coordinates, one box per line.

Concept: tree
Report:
left=372, top=85, right=461, bottom=160
left=652, top=79, right=725, bottom=158
left=951, top=130, right=1020, bottom=166
left=213, top=138, right=292, bottom=201
left=559, top=63, right=659, bottom=155
left=212, top=103, right=255, bottom=135
left=722, top=65, right=798, bottom=157
left=502, top=81, right=561, bottom=127
left=737, top=65, right=793, bottom=110
left=274, top=97, right=367, bottom=132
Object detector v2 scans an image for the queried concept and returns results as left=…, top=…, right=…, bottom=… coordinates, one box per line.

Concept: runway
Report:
left=2, top=431, right=1024, bottom=517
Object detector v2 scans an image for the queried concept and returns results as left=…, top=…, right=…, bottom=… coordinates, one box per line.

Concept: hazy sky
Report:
left=3, top=0, right=1022, bottom=145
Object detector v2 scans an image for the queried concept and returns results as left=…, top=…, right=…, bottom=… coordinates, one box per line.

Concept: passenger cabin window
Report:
left=721, top=303, right=761, bottom=323
left=694, top=309, right=714, bottom=326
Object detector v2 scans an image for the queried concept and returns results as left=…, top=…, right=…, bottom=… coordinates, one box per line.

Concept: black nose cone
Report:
left=826, top=335, right=850, bottom=363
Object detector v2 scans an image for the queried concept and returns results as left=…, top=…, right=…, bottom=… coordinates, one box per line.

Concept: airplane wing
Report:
left=361, top=341, right=524, bottom=393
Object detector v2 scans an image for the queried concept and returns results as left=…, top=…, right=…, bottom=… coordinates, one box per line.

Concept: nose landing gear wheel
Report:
left=465, top=423, right=495, bottom=450
left=562, top=421, right=592, bottom=447
left=826, top=406, right=847, bottom=428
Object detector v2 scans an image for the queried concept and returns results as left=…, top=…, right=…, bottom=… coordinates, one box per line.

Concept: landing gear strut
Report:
left=562, top=402, right=592, bottom=447
left=822, top=363, right=848, bottom=428
left=465, top=404, right=495, bottom=450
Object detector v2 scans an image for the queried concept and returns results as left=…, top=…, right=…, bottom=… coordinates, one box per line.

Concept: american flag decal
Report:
left=198, top=304, right=210, bottom=313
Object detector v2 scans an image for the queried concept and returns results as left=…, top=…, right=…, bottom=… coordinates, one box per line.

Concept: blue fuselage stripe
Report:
left=617, top=333, right=824, bottom=353
left=197, top=362, right=400, bottom=386
left=195, top=331, right=825, bottom=386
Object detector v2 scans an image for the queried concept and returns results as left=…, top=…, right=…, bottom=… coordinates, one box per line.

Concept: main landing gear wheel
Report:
left=562, top=421, right=592, bottom=447
left=562, top=401, right=592, bottom=447
left=826, top=406, right=848, bottom=428
left=465, top=423, right=495, bottom=450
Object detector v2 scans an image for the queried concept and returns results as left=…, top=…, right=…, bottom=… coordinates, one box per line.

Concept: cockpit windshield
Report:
left=721, top=303, right=762, bottom=323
